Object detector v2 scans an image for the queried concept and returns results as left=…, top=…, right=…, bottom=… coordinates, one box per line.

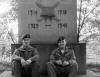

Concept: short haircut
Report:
left=22, top=34, right=30, bottom=40
left=57, top=36, right=66, bottom=43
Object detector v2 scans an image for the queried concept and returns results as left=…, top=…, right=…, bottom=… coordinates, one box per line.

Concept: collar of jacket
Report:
left=19, top=45, right=33, bottom=51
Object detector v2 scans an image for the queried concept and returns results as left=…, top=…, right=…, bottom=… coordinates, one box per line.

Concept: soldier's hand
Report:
left=56, top=60, right=62, bottom=65
left=26, top=59, right=32, bottom=65
left=69, top=60, right=76, bottom=64
left=21, top=58, right=27, bottom=66
left=62, top=61, right=69, bottom=66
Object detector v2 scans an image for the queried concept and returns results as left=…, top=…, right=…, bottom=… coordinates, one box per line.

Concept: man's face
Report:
left=23, top=38, right=30, bottom=46
left=58, top=39, right=67, bottom=48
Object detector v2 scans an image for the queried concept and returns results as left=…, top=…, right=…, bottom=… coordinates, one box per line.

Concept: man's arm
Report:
left=50, top=49, right=56, bottom=63
left=28, top=48, right=39, bottom=62
left=50, top=49, right=62, bottom=63
left=69, top=49, right=77, bottom=64
left=50, top=49, right=63, bottom=65
left=12, top=49, right=22, bottom=61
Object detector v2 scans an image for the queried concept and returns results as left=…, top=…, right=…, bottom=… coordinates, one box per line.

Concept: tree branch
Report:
left=79, top=2, right=100, bottom=33
left=77, top=0, right=83, bottom=42
left=5, top=25, right=16, bottom=44
left=78, top=0, right=83, bottom=33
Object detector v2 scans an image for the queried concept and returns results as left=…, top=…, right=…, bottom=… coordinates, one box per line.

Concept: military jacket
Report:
left=50, top=47, right=76, bottom=64
left=12, top=45, right=39, bottom=61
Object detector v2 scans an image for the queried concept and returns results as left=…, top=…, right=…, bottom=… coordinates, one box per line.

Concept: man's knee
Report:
left=12, top=60, right=22, bottom=68
left=71, top=62, right=78, bottom=67
left=47, top=62, right=54, bottom=67
left=71, top=62, right=78, bottom=72
left=47, top=62, right=56, bottom=69
left=46, top=62, right=56, bottom=77
left=12, top=60, right=22, bottom=76
left=47, top=62, right=52, bottom=66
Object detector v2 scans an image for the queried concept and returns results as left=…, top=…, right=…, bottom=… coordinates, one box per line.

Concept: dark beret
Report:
left=57, top=36, right=66, bottom=43
left=22, top=34, right=30, bottom=40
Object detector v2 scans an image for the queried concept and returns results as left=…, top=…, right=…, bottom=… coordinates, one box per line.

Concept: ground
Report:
left=0, top=70, right=100, bottom=77
left=0, top=63, right=100, bottom=77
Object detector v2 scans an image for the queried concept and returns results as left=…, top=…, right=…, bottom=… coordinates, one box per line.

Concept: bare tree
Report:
left=77, top=0, right=100, bottom=42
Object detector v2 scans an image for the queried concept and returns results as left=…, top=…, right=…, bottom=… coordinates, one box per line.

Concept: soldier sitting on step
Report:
left=47, top=36, right=78, bottom=77
left=12, top=34, right=40, bottom=77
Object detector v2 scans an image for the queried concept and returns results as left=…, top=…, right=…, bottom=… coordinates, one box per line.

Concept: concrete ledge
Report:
left=11, top=43, right=86, bottom=74
left=0, top=70, right=100, bottom=77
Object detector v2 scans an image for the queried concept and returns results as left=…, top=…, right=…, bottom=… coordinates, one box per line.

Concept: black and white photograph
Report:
left=0, top=0, right=100, bottom=77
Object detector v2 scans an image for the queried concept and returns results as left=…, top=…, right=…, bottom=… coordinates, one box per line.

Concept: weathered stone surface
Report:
left=0, top=70, right=100, bottom=77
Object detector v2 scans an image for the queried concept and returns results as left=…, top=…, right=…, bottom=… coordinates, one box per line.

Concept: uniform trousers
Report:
left=47, top=62, right=78, bottom=77
left=12, top=60, right=40, bottom=77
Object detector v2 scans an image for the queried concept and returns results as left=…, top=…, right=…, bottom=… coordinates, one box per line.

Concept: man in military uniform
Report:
left=47, top=36, right=78, bottom=77
left=12, top=34, right=40, bottom=77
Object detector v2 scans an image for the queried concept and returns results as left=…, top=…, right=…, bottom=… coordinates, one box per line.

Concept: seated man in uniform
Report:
left=47, top=36, right=78, bottom=77
left=12, top=34, right=40, bottom=77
